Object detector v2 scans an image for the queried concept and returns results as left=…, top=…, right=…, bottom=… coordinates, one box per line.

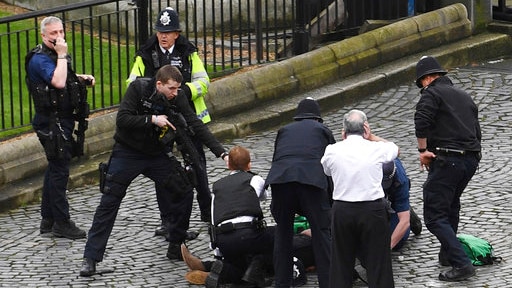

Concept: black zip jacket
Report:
left=414, top=76, right=481, bottom=151
left=114, top=78, right=225, bottom=157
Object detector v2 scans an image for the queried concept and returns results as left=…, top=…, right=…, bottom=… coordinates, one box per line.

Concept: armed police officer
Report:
left=127, top=8, right=214, bottom=233
left=26, top=16, right=94, bottom=240
left=80, top=65, right=228, bottom=277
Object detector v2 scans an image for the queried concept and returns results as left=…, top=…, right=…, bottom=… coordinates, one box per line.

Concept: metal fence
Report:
left=0, top=0, right=454, bottom=138
left=0, top=0, right=137, bottom=137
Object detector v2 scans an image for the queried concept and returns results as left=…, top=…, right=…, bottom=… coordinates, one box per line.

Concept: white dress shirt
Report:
left=321, top=135, right=398, bottom=202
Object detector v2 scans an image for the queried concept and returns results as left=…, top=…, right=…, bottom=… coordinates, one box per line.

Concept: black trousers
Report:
left=330, top=199, right=394, bottom=288
left=423, top=153, right=479, bottom=268
left=215, top=226, right=275, bottom=283
left=191, top=136, right=212, bottom=216
left=271, top=182, right=331, bottom=288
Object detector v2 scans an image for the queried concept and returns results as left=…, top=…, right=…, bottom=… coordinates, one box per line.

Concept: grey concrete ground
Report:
left=1, top=58, right=511, bottom=287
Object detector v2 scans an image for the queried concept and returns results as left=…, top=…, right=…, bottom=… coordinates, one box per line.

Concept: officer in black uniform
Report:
left=266, top=98, right=334, bottom=288
left=414, top=55, right=481, bottom=282
left=80, top=65, right=228, bottom=277
left=206, top=145, right=274, bottom=288
left=26, top=16, right=94, bottom=240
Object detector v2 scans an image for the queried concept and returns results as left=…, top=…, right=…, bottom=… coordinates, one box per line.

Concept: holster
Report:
left=36, top=125, right=67, bottom=160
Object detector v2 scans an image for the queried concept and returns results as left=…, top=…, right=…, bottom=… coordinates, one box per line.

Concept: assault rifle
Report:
left=70, top=80, right=90, bottom=158
left=142, top=94, right=203, bottom=186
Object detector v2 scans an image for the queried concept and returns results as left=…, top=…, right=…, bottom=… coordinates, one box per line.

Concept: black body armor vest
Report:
left=212, top=171, right=263, bottom=226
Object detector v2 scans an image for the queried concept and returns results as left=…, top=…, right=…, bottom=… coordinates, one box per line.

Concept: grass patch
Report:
left=0, top=9, right=237, bottom=140
left=0, top=11, right=135, bottom=139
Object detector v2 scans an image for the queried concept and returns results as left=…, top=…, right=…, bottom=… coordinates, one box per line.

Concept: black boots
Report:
left=40, top=218, right=53, bottom=234
left=79, top=258, right=97, bottom=277
left=52, top=219, right=86, bottom=239
left=292, top=257, right=307, bottom=287
left=409, top=207, right=422, bottom=236
left=41, top=218, right=86, bottom=239
left=167, top=242, right=183, bottom=260
left=242, top=255, right=269, bottom=287
left=439, top=264, right=475, bottom=281
left=205, top=260, right=223, bottom=288
left=156, top=219, right=199, bottom=241
left=438, top=251, right=450, bottom=266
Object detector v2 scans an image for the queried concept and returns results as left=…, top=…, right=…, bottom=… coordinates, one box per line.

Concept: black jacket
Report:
left=114, top=78, right=225, bottom=157
left=265, top=119, right=336, bottom=191
left=414, top=76, right=481, bottom=151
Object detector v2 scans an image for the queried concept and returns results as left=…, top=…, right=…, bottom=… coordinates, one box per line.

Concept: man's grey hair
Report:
left=41, top=16, right=62, bottom=34
left=343, top=109, right=367, bottom=136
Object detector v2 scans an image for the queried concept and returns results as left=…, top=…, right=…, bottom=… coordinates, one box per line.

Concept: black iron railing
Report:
left=0, top=0, right=418, bottom=138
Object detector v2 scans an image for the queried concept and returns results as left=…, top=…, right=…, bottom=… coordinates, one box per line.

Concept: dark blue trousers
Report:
left=33, top=115, right=74, bottom=221
left=423, top=153, right=479, bottom=268
left=84, top=144, right=193, bottom=261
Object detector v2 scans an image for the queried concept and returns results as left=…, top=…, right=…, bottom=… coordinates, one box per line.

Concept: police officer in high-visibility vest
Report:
left=127, top=7, right=213, bottom=236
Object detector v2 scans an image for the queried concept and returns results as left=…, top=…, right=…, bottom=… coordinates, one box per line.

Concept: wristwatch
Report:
left=418, top=148, right=427, bottom=153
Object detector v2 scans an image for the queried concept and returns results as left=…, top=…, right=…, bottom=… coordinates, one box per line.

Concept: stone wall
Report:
left=1, top=3, right=510, bottom=211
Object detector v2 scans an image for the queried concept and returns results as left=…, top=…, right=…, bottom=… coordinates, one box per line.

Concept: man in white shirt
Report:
left=321, top=109, right=399, bottom=288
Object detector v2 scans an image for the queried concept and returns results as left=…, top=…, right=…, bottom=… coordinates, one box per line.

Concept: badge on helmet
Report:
left=154, top=7, right=181, bottom=32
left=415, top=56, right=447, bottom=88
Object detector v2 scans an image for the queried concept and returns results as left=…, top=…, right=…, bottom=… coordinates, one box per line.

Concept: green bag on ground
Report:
left=293, top=215, right=310, bottom=234
left=457, top=234, right=502, bottom=266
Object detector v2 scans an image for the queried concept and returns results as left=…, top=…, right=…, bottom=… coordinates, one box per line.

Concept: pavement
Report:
left=1, top=55, right=512, bottom=287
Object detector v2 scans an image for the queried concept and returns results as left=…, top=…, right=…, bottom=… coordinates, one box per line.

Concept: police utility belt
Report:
left=215, top=219, right=265, bottom=235
left=435, top=147, right=480, bottom=158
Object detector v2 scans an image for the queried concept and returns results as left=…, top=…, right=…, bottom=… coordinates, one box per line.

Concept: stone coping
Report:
left=1, top=4, right=511, bottom=212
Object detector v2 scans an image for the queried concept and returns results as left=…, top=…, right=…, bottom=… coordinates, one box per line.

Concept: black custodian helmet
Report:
left=154, top=7, right=181, bottom=32
left=294, top=97, right=323, bottom=123
left=415, top=56, right=447, bottom=88
left=382, top=160, right=396, bottom=190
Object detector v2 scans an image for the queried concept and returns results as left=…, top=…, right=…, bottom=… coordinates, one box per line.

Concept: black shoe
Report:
left=292, top=257, right=307, bottom=287
left=205, top=260, right=223, bottom=288
left=438, top=251, right=451, bottom=267
left=155, top=224, right=168, bottom=237
left=438, top=264, right=475, bottom=281
left=79, top=258, right=97, bottom=277
left=409, top=207, right=422, bottom=236
left=52, top=219, right=86, bottom=240
left=186, top=231, right=199, bottom=241
left=242, top=255, right=268, bottom=287
left=167, top=242, right=183, bottom=261
left=164, top=230, right=199, bottom=242
left=40, top=218, right=53, bottom=234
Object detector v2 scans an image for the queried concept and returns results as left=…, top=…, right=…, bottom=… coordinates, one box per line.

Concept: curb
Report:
left=1, top=4, right=511, bottom=212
